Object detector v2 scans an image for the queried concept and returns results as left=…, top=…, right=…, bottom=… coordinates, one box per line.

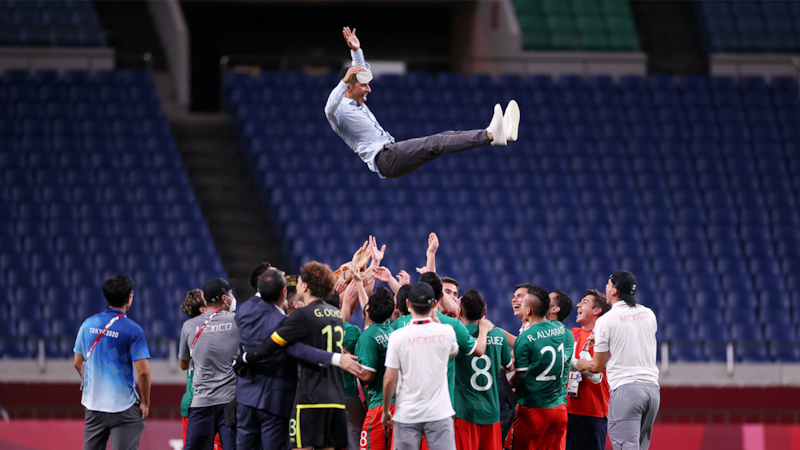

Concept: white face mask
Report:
left=227, top=294, right=237, bottom=312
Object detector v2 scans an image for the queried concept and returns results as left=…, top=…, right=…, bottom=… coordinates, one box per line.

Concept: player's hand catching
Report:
left=334, top=278, right=348, bottom=294
left=426, top=232, right=439, bottom=255
left=369, top=235, right=386, bottom=264
left=139, top=402, right=149, bottom=419
left=382, top=407, right=393, bottom=431
left=373, top=266, right=392, bottom=283
left=340, top=353, right=364, bottom=377
left=396, top=270, right=411, bottom=286
left=343, top=26, right=360, bottom=51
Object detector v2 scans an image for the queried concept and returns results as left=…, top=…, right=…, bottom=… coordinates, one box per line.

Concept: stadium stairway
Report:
left=92, top=0, right=167, bottom=70
left=629, top=0, right=707, bottom=75
left=167, top=111, right=290, bottom=300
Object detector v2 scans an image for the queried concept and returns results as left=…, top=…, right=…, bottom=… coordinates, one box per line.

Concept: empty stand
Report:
left=0, top=0, right=105, bottom=47
left=696, top=0, right=800, bottom=53
left=0, top=68, right=224, bottom=358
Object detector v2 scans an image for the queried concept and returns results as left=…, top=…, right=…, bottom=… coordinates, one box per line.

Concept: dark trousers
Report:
left=566, top=414, right=608, bottom=450
left=375, top=130, right=490, bottom=178
left=236, top=403, right=290, bottom=450
left=185, top=404, right=236, bottom=450
left=83, top=402, right=145, bottom=450
left=500, top=406, right=516, bottom=443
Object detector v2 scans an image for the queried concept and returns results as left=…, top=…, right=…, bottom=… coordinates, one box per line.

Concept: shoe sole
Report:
left=505, top=100, right=520, bottom=141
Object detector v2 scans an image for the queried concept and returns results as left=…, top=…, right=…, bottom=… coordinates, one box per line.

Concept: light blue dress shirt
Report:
left=324, top=49, right=395, bottom=177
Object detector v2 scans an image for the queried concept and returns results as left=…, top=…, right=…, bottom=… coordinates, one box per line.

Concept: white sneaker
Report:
left=504, top=100, right=520, bottom=142
left=486, top=103, right=506, bottom=146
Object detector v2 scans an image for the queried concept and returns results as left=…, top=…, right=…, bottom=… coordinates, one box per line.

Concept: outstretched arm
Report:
left=343, top=27, right=364, bottom=64
left=324, top=66, right=364, bottom=118
left=416, top=232, right=439, bottom=274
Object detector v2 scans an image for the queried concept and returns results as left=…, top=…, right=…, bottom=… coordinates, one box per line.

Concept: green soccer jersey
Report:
left=514, top=320, right=574, bottom=409
left=454, top=324, right=512, bottom=425
left=342, top=322, right=362, bottom=397
left=355, top=323, right=393, bottom=408
left=181, top=366, right=194, bottom=418
left=437, top=311, right=479, bottom=405
left=389, top=314, right=411, bottom=330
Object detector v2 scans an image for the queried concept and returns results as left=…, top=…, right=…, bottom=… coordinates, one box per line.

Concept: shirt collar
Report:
left=255, top=292, right=261, bottom=297
left=108, top=307, right=126, bottom=316
left=411, top=317, right=433, bottom=325
left=273, top=303, right=286, bottom=316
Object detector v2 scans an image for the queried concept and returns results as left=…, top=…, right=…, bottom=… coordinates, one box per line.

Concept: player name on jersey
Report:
left=525, top=325, right=566, bottom=342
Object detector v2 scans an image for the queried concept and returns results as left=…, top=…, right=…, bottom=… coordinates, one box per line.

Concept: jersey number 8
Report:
left=470, top=355, right=493, bottom=391
left=321, top=325, right=344, bottom=352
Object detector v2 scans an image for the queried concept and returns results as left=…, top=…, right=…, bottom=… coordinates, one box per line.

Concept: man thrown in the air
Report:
left=325, top=27, right=520, bottom=179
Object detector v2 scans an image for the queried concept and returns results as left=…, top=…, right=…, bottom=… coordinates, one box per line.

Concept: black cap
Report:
left=203, top=277, right=237, bottom=303
left=408, top=282, right=435, bottom=306
left=610, top=270, right=637, bottom=304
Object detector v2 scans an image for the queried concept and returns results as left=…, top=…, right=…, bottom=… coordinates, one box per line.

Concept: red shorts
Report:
left=361, top=404, right=395, bottom=450
left=183, top=416, right=223, bottom=450
left=454, top=418, right=501, bottom=450
left=504, top=404, right=567, bottom=450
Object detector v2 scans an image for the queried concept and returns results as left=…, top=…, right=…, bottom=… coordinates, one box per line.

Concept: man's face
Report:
left=512, top=288, right=527, bottom=319
left=443, top=282, right=459, bottom=302
left=576, top=295, right=596, bottom=325
left=347, top=81, right=371, bottom=106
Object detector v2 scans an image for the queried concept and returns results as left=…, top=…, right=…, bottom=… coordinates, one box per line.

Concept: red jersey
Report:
left=566, top=328, right=610, bottom=418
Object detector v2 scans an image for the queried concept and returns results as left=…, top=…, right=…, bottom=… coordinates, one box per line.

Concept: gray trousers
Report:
left=608, top=382, right=660, bottom=450
left=345, top=395, right=367, bottom=450
left=83, top=402, right=145, bottom=450
left=393, top=417, right=455, bottom=450
left=376, top=130, right=491, bottom=178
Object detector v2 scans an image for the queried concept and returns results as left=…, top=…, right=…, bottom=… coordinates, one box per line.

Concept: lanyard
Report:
left=85, top=313, right=124, bottom=359
left=412, top=318, right=432, bottom=325
left=191, top=310, right=221, bottom=352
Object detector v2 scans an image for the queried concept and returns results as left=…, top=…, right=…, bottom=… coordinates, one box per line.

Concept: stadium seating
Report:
left=0, top=68, right=223, bottom=358
left=225, top=69, right=800, bottom=363
left=696, top=0, right=800, bottom=53
left=0, top=0, right=105, bottom=47
left=513, top=0, right=639, bottom=51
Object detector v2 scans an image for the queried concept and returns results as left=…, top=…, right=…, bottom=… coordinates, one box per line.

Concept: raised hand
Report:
left=343, top=27, right=361, bottom=51
left=342, top=65, right=365, bottom=84
left=427, top=232, right=439, bottom=255
left=352, top=241, right=370, bottom=270
left=373, top=266, right=392, bottom=283
left=334, top=278, right=348, bottom=294
left=369, top=235, right=386, bottom=265
left=396, top=270, right=410, bottom=286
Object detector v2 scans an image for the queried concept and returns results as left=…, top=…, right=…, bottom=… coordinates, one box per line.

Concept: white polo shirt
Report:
left=385, top=317, right=458, bottom=423
left=593, top=301, right=659, bottom=391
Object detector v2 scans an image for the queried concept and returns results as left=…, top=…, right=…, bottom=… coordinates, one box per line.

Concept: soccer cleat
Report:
left=486, top=103, right=506, bottom=146
left=503, top=100, right=520, bottom=142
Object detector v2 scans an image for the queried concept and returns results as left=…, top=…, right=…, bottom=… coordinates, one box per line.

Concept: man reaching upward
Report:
left=325, top=27, right=520, bottom=179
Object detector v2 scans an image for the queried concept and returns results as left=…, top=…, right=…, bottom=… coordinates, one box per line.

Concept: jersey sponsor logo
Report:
left=194, top=322, right=234, bottom=333
left=619, top=311, right=649, bottom=323
left=89, top=327, right=119, bottom=339
left=526, top=326, right=565, bottom=342
left=314, top=308, right=343, bottom=318
left=407, top=334, right=446, bottom=345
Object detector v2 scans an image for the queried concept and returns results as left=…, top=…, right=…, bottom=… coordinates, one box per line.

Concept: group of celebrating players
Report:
left=179, top=232, right=626, bottom=450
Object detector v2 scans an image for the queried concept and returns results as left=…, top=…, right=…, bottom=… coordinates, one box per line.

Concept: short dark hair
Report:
left=585, top=289, right=611, bottom=315
left=551, top=290, right=574, bottom=322
left=516, top=283, right=549, bottom=318
left=396, top=284, right=411, bottom=315
left=367, top=286, right=394, bottom=323
left=420, top=272, right=443, bottom=300
left=324, top=291, right=340, bottom=309
left=460, top=289, right=486, bottom=321
left=250, top=261, right=271, bottom=290
left=181, top=289, right=205, bottom=318
left=103, top=274, right=132, bottom=308
left=410, top=301, right=433, bottom=316
left=300, top=261, right=335, bottom=299
left=339, top=67, right=357, bottom=85
left=441, top=277, right=459, bottom=289
left=258, top=267, right=286, bottom=304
